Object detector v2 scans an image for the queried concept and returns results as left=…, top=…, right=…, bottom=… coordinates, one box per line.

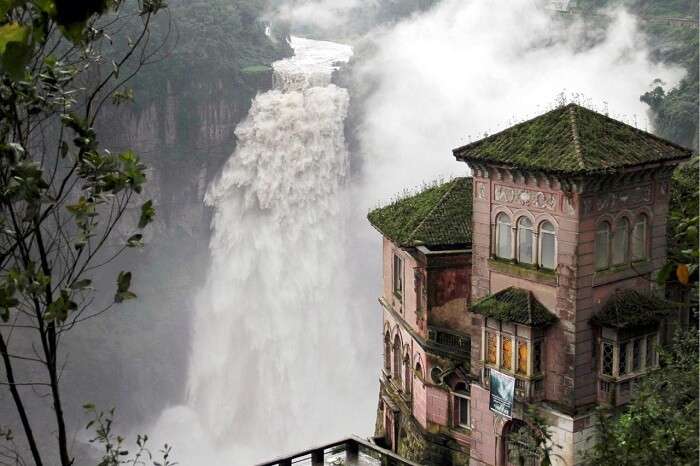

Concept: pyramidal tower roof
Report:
left=367, top=177, right=472, bottom=249
left=453, top=103, right=692, bottom=175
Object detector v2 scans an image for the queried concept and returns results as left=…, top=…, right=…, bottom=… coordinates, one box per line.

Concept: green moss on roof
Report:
left=591, top=289, right=677, bottom=330
left=453, top=103, right=693, bottom=175
left=470, top=287, right=557, bottom=327
left=367, top=178, right=472, bottom=248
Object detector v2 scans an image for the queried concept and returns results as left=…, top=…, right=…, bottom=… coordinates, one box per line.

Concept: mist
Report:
left=353, top=0, right=684, bottom=204
left=145, top=0, right=684, bottom=464
left=2, top=1, right=685, bottom=465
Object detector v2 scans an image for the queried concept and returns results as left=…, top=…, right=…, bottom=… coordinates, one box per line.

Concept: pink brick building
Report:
left=368, top=104, right=692, bottom=466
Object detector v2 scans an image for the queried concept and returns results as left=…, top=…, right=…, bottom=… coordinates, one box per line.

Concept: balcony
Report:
left=481, top=366, right=544, bottom=402
left=256, top=436, right=422, bottom=466
left=427, top=326, right=470, bottom=357
left=597, top=374, right=643, bottom=406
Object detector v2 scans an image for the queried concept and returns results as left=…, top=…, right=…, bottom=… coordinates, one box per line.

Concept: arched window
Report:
left=595, top=222, right=611, bottom=270
left=612, top=218, right=630, bottom=265
left=632, top=214, right=648, bottom=261
left=517, top=217, right=534, bottom=264
left=404, top=353, right=411, bottom=395
left=539, top=221, right=556, bottom=269
left=415, top=361, right=423, bottom=381
left=384, top=332, right=391, bottom=373
left=495, top=213, right=513, bottom=259
left=393, top=335, right=401, bottom=383
left=453, top=382, right=470, bottom=428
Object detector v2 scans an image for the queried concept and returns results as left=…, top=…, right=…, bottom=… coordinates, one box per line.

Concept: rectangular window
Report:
left=646, top=334, right=656, bottom=368
left=632, top=220, right=647, bottom=261
left=632, top=338, right=641, bottom=372
left=533, top=340, right=542, bottom=374
left=619, top=342, right=628, bottom=376
left=595, top=227, right=610, bottom=270
left=486, top=332, right=498, bottom=365
left=540, top=231, right=556, bottom=270
left=501, top=335, right=513, bottom=371
left=517, top=340, right=528, bottom=375
left=612, top=220, right=629, bottom=265
left=393, top=254, right=403, bottom=297
left=518, top=226, right=534, bottom=264
left=601, top=342, right=614, bottom=376
left=456, top=395, right=470, bottom=428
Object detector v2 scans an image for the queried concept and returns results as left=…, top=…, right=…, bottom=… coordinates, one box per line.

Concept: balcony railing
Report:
left=427, top=327, right=470, bottom=356
left=256, top=436, right=423, bottom=466
left=482, top=366, right=544, bottom=402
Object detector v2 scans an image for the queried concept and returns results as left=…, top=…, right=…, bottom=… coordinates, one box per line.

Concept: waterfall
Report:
left=153, top=37, right=373, bottom=465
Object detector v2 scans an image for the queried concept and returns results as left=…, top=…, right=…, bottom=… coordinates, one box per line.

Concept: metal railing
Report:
left=255, top=436, right=424, bottom=466
left=427, top=327, right=470, bottom=355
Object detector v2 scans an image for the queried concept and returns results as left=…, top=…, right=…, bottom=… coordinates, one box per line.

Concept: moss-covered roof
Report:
left=591, top=289, right=677, bottom=330
left=470, top=287, right=558, bottom=327
left=453, top=104, right=692, bottom=175
left=367, top=178, right=472, bottom=248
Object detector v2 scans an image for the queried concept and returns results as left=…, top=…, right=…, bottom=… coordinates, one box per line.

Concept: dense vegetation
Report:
left=578, top=0, right=699, bottom=150
left=587, top=329, right=699, bottom=466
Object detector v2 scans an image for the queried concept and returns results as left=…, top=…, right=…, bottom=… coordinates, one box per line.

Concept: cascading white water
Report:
left=153, top=37, right=375, bottom=465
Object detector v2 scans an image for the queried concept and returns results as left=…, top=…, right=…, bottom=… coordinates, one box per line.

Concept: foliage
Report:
left=587, top=329, right=699, bottom=466
left=506, top=407, right=558, bottom=466
left=471, top=287, right=558, bottom=327
left=367, top=177, right=472, bottom=248
left=658, top=156, right=699, bottom=287
left=84, top=405, right=175, bottom=466
left=453, top=104, right=692, bottom=175
left=590, top=289, right=676, bottom=329
left=0, top=1, right=170, bottom=465
left=130, top=0, right=290, bottom=106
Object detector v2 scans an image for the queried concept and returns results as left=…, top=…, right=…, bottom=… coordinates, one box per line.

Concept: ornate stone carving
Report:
left=563, top=195, right=576, bottom=215
left=494, top=185, right=556, bottom=211
left=477, top=182, right=487, bottom=200
left=583, top=184, right=652, bottom=214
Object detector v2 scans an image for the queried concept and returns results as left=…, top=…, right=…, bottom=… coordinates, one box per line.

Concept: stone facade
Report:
left=465, top=163, right=678, bottom=465
left=371, top=105, right=691, bottom=466
left=376, top=238, right=472, bottom=465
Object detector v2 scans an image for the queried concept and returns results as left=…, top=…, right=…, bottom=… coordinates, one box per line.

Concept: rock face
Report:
left=100, top=71, right=276, bottom=242
left=60, top=11, right=292, bottom=430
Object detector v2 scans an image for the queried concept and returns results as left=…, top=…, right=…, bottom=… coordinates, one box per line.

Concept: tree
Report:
left=658, top=156, right=699, bottom=290
left=506, top=407, right=559, bottom=466
left=0, top=1, right=170, bottom=465
left=587, top=329, right=699, bottom=466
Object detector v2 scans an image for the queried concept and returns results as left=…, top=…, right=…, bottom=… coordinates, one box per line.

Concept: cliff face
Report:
left=61, top=2, right=291, bottom=429
left=101, top=72, right=274, bottom=240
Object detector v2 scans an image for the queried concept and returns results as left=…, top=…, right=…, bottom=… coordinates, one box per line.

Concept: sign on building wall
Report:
left=489, top=370, right=515, bottom=418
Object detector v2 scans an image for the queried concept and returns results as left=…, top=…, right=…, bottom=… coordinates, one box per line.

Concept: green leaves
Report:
left=0, top=22, right=29, bottom=54
left=138, top=200, right=155, bottom=228
left=70, top=278, right=92, bottom=290
left=0, top=21, right=30, bottom=79
left=127, top=233, right=143, bottom=248
left=588, top=330, right=699, bottom=466
left=44, top=289, right=77, bottom=322
left=114, top=271, right=136, bottom=303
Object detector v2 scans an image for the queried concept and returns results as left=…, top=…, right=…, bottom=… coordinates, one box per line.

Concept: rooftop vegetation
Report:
left=591, top=289, right=677, bottom=330
left=367, top=177, right=473, bottom=248
left=453, top=104, right=692, bottom=175
left=470, top=287, right=558, bottom=327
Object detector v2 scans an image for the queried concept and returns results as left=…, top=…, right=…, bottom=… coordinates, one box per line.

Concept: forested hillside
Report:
left=579, top=0, right=698, bottom=149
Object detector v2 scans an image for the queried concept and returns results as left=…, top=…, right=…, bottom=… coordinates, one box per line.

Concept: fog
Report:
left=0, top=1, right=685, bottom=465
left=147, top=1, right=683, bottom=464
left=353, top=0, right=683, bottom=204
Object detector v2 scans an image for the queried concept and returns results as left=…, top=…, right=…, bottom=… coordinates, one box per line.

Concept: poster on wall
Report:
left=489, top=369, right=515, bottom=418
